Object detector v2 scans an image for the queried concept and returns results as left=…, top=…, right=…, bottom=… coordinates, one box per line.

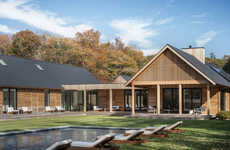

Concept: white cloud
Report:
left=191, top=21, right=205, bottom=24
left=110, top=19, right=157, bottom=49
left=155, top=17, right=174, bottom=25
left=0, top=24, right=15, bottom=33
left=142, top=48, right=159, bottom=56
left=195, top=30, right=217, bottom=47
left=192, top=13, right=207, bottom=18
left=0, top=0, right=92, bottom=37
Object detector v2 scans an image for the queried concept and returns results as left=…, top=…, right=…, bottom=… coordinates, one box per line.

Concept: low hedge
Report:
left=216, top=111, right=230, bottom=120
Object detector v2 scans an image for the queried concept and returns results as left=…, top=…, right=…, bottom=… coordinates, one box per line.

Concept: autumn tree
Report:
left=10, top=30, right=41, bottom=58
left=76, top=29, right=100, bottom=49
left=0, top=34, right=11, bottom=55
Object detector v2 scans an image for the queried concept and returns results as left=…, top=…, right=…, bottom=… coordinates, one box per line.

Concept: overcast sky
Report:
left=0, top=0, right=229, bottom=57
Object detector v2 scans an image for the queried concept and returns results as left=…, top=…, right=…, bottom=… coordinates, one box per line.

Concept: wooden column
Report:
left=179, top=84, right=182, bottom=115
left=207, top=84, right=210, bottom=115
left=83, top=88, right=87, bottom=112
left=109, top=89, right=113, bottom=112
left=157, top=84, right=160, bottom=114
left=131, top=84, right=135, bottom=115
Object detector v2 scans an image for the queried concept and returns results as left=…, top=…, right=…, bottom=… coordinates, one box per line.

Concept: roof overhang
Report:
left=62, top=83, right=142, bottom=91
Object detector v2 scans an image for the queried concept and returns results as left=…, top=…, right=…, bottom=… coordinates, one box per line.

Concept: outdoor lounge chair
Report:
left=93, top=106, right=103, bottom=111
left=21, top=107, right=32, bottom=114
left=6, top=107, right=19, bottom=114
left=112, top=106, right=120, bottom=111
left=125, top=125, right=167, bottom=138
left=110, top=130, right=145, bottom=144
left=45, top=106, right=55, bottom=112
left=46, top=139, right=72, bottom=150
left=146, top=121, right=183, bottom=133
left=70, top=134, right=115, bottom=149
left=55, top=106, right=65, bottom=112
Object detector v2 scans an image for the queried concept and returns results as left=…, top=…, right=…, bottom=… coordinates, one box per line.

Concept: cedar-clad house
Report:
left=125, top=44, right=230, bottom=115
left=0, top=55, right=99, bottom=113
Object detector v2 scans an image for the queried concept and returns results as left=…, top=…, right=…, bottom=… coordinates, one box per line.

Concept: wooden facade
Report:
left=127, top=46, right=230, bottom=115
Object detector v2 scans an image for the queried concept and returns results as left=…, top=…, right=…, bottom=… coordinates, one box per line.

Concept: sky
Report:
left=0, top=0, right=229, bottom=58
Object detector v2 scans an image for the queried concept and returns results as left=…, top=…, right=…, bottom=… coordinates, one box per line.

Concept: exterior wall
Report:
left=0, top=89, right=2, bottom=113
left=226, top=90, right=230, bottom=111
left=49, top=89, right=62, bottom=108
left=209, top=87, right=221, bottom=115
left=148, top=88, right=156, bottom=107
left=135, top=49, right=208, bottom=84
left=17, top=88, right=45, bottom=112
left=97, top=89, right=125, bottom=111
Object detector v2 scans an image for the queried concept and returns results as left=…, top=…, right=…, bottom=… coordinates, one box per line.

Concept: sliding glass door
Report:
left=3, top=88, right=17, bottom=110
left=221, top=91, right=226, bottom=111
left=183, top=88, right=202, bottom=113
left=163, top=88, right=179, bottom=113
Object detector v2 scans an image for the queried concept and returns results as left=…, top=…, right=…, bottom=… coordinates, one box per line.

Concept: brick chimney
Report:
left=182, top=45, right=205, bottom=63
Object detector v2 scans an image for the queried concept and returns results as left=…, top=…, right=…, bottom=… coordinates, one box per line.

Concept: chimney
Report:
left=182, top=45, right=205, bottom=63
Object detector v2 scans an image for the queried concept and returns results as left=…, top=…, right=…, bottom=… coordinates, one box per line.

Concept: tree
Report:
left=76, top=29, right=100, bottom=49
left=10, top=30, right=41, bottom=58
left=0, top=34, right=11, bottom=55
left=223, top=59, right=230, bottom=74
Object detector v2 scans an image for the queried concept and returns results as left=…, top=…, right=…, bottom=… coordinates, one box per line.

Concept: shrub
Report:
left=216, top=111, right=230, bottom=120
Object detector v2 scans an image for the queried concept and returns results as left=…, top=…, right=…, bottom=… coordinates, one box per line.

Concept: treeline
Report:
left=0, top=29, right=229, bottom=81
left=0, top=29, right=153, bottom=81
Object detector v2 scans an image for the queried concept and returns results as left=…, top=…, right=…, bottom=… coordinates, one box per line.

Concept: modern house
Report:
left=1, top=44, right=230, bottom=115
left=0, top=55, right=99, bottom=113
left=64, top=44, right=230, bottom=115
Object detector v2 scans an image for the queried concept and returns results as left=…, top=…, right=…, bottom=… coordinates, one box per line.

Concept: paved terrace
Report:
left=0, top=111, right=211, bottom=120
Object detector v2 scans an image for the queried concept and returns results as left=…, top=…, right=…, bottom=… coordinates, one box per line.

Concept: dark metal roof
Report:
left=167, top=44, right=230, bottom=87
left=0, top=55, right=99, bottom=89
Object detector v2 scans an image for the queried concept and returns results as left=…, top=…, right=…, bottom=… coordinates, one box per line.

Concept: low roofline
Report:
left=125, top=44, right=216, bottom=87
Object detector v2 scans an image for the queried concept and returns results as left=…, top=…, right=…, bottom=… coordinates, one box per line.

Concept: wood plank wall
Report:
left=135, top=49, right=207, bottom=83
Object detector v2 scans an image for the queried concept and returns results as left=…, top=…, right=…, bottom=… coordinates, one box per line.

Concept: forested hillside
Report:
left=0, top=29, right=229, bottom=82
left=0, top=29, right=153, bottom=81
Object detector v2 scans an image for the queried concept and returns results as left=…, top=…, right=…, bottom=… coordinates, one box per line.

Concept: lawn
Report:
left=0, top=115, right=230, bottom=150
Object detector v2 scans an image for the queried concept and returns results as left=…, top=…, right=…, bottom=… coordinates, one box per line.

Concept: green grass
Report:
left=0, top=115, right=230, bottom=150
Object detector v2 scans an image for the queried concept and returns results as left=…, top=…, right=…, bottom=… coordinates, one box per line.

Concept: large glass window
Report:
left=183, top=88, right=202, bottom=113
left=3, top=88, right=17, bottom=110
left=221, top=91, right=226, bottom=111
left=44, top=90, right=50, bottom=106
left=124, top=90, right=147, bottom=111
left=163, top=88, right=178, bottom=113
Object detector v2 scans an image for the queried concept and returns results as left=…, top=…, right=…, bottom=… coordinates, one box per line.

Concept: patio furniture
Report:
left=93, top=106, right=103, bottom=111
left=71, top=134, right=115, bottom=149
left=45, top=106, right=54, bottom=112
left=194, top=106, right=206, bottom=115
left=21, top=107, right=32, bottom=114
left=148, top=106, right=157, bottom=114
left=110, top=130, right=144, bottom=144
left=46, top=139, right=72, bottom=150
left=6, top=107, right=19, bottom=114
left=112, top=106, right=120, bottom=111
left=146, top=121, right=183, bottom=133
left=55, top=106, right=65, bottom=112
left=125, top=125, right=167, bottom=138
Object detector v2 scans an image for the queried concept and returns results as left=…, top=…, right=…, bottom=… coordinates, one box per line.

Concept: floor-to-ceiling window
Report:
left=86, top=90, right=98, bottom=110
left=44, top=90, right=50, bottom=107
left=183, top=88, right=202, bottom=113
left=221, top=90, right=226, bottom=111
left=62, top=91, right=74, bottom=111
left=3, top=88, right=17, bottom=110
left=163, top=88, right=178, bottom=113
left=124, top=90, right=147, bottom=111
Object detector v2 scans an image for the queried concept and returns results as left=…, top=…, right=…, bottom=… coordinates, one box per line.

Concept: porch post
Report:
left=207, top=84, right=210, bottom=115
left=83, top=87, right=87, bottom=112
left=179, top=84, right=182, bottom=115
left=131, top=83, right=135, bottom=115
left=109, top=89, right=113, bottom=112
left=157, top=84, right=160, bottom=114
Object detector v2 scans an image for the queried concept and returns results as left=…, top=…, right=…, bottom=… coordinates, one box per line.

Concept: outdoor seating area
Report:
left=46, top=121, right=184, bottom=150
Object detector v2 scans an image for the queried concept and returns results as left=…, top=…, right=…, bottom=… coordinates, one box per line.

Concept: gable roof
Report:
left=126, top=44, right=230, bottom=87
left=0, top=55, right=99, bottom=89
